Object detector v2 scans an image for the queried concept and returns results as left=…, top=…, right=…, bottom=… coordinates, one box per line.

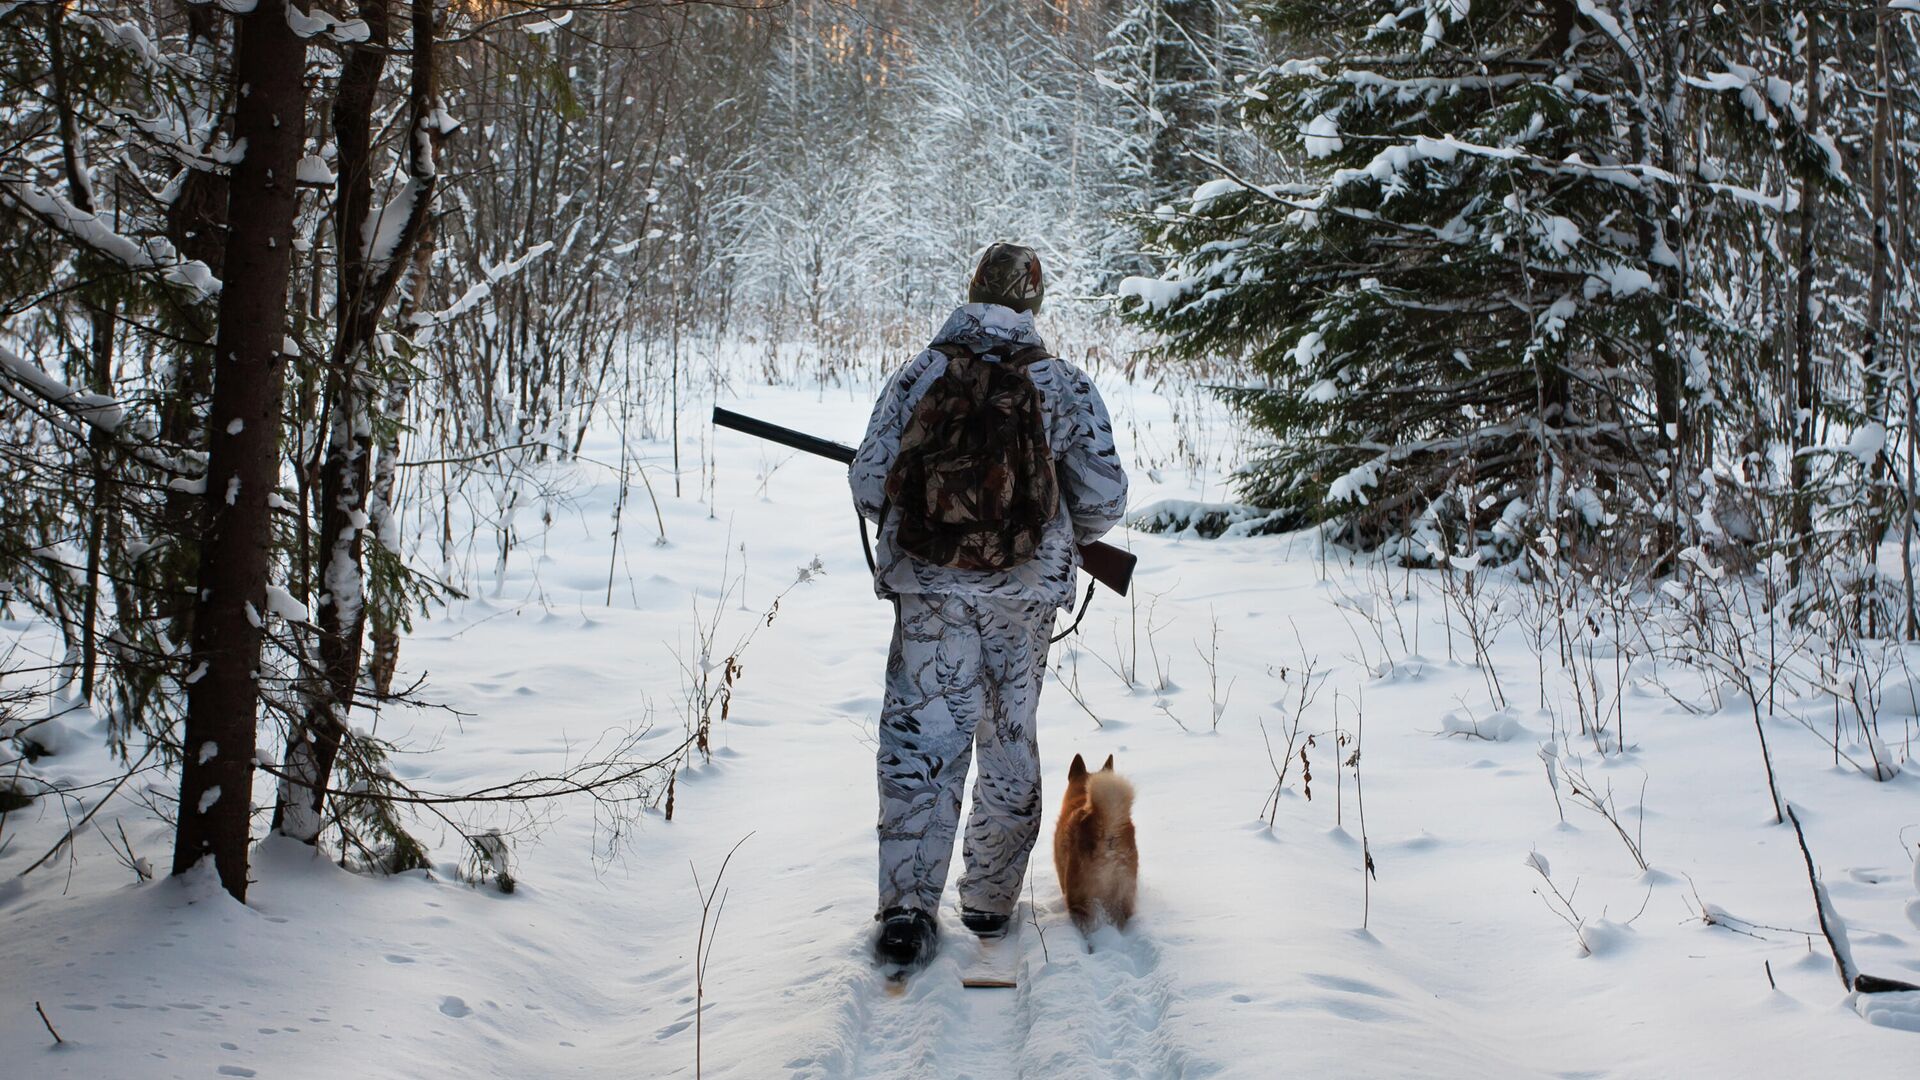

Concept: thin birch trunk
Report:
left=275, top=0, right=440, bottom=841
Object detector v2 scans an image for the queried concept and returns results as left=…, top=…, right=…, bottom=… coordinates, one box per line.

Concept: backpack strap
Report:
left=1001, top=343, right=1054, bottom=368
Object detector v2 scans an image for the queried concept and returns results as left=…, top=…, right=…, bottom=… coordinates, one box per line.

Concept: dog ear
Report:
left=1101, top=754, right=1115, bottom=772
left=1068, top=753, right=1087, bottom=779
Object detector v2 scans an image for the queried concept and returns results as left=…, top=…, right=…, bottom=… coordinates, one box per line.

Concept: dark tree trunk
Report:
left=1862, top=4, right=1892, bottom=553
left=172, top=0, right=309, bottom=902
left=160, top=2, right=230, bottom=643
left=1790, top=18, right=1824, bottom=568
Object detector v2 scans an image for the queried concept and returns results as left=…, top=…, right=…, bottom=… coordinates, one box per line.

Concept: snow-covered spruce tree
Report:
left=1120, top=1, right=1753, bottom=563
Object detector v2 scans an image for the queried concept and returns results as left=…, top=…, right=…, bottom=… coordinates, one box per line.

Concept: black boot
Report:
left=960, top=907, right=1010, bottom=940
left=874, top=907, right=939, bottom=969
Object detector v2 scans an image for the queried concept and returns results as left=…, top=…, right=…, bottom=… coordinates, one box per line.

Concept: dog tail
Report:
left=1086, top=771, right=1134, bottom=822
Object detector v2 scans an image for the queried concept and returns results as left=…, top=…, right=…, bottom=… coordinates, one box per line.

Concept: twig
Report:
left=1784, top=803, right=1856, bottom=992
left=18, top=742, right=156, bottom=878
left=1028, top=875, right=1049, bottom=964
left=1049, top=653, right=1104, bottom=728
left=692, top=832, right=753, bottom=1080
left=1353, top=689, right=1375, bottom=930
left=35, top=1001, right=62, bottom=1045
left=1527, top=856, right=1589, bottom=955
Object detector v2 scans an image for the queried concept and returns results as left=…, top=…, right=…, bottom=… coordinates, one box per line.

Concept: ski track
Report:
left=793, top=905, right=1205, bottom=1080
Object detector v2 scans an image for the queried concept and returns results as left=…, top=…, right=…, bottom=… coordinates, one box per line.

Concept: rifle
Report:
left=712, top=406, right=1136, bottom=597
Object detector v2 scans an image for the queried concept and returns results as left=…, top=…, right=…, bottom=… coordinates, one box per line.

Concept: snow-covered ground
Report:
left=3, top=352, right=1918, bottom=1079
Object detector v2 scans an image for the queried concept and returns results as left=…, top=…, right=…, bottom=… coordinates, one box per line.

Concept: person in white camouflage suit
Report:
left=850, top=243, right=1129, bottom=968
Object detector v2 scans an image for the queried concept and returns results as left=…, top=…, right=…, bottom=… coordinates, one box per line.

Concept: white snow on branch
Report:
left=265, top=585, right=311, bottom=624
left=361, top=179, right=424, bottom=265
left=0, top=342, right=123, bottom=431
left=0, top=343, right=206, bottom=478
left=1333, top=135, right=1514, bottom=190
left=297, top=155, right=337, bottom=185
left=286, top=4, right=368, bottom=42
left=84, top=17, right=164, bottom=67
left=0, top=178, right=221, bottom=300
left=1118, top=275, right=1194, bottom=314
left=1535, top=215, right=1582, bottom=257
left=1575, top=0, right=1645, bottom=84
left=1845, top=423, right=1887, bottom=465
left=521, top=10, right=573, bottom=34
left=1592, top=264, right=1654, bottom=297
left=411, top=241, right=556, bottom=328
left=1303, top=112, right=1344, bottom=158
left=1189, top=178, right=1242, bottom=211
left=1327, top=456, right=1384, bottom=505
left=1293, top=330, right=1325, bottom=368
left=1704, top=181, right=1796, bottom=213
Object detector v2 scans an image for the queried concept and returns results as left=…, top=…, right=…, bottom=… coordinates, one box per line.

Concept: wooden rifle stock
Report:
left=712, top=406, right=1136, bottom=597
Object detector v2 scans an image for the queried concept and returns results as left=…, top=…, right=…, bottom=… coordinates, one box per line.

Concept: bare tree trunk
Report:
left=173, top=0, right=310, bottom=902
left=369, top=98, right=449, bottom=700
left=46, top=7, right=117, bottom=704
left=275, top=0, right=440, bottom=841
left=1862, top=3, right=1893, bottom=548
left=1790, top=17, right=1824, bottom=570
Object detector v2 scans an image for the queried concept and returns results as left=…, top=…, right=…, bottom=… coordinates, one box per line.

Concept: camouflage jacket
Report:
left=850, top=304, right=1129, bottom=609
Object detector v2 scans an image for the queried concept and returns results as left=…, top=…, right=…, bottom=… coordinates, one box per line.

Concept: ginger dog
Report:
left=1052, top=753, right=1137, bottom=933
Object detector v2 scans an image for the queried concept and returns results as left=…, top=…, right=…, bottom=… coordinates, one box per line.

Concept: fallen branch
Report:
left=1781, top=803, right=1917, bottom=994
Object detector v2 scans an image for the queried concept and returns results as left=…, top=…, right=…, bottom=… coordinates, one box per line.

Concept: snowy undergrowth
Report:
left=3, top=350, right=1919, bottom=1078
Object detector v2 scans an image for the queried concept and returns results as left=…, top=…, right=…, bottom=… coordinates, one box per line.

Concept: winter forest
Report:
left=4, top=0, right=1920, bottom=1075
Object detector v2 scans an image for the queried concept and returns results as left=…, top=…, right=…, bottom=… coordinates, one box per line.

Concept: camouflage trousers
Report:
left=876, top=592, right=1053, bottom=918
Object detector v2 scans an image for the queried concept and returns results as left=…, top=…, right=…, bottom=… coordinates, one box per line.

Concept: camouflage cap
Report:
left=968, top=243, right=1045, bottom=315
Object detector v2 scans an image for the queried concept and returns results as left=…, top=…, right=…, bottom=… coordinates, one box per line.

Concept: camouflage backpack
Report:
left=884, top=342, right=1060, bottom=572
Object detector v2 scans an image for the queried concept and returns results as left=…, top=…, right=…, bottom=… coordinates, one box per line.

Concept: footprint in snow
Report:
left=439, top=996, right=472, bottom=1018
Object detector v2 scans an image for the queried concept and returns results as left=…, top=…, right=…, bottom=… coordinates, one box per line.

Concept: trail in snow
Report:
left=801, top=903, right=1203, bottom=1080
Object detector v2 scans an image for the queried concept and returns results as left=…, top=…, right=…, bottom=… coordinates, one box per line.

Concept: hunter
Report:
left=849, top=243, right=1129, bottom=969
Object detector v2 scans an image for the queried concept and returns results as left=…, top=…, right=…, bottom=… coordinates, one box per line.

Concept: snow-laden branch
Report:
left=0, top=342, right=201, bottom=477
left=0, top=341, right=121, bottom=430
left=1574, top=0, right=1648, bottom=88
left=409, top=241, right=555, bottom=329
left=0, top=177, right=221, bottom=300
left=287, top=3, right=370, bottom=45
left=109, top=112, right=242, bottom=174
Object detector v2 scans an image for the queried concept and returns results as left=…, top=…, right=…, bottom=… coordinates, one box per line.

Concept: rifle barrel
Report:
left=713, top=407, right=856, bottom=465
